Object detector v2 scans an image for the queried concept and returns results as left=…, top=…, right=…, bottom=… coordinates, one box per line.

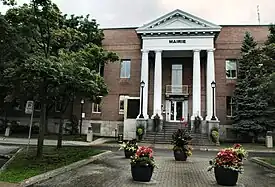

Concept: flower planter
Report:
left=173, top=150, right=187, bottom=161
left=214, top=167, right=239, bottom=186
left=124, top=149, right=135, bottom=158
left=131, top=164, right=153, bottom=182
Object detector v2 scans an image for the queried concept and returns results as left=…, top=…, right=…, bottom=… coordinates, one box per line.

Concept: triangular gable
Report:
left=136, top=9, right=221, bottom=33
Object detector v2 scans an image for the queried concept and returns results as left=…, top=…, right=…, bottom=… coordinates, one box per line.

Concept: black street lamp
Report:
left=139, top=81, right=145, bottom=119
left=80, top=99, right=85, bottom=135
left=211, top=81, right=216, bottom=120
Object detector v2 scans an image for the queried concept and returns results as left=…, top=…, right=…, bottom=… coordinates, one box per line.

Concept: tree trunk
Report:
left=37, top=84, right=46, bottom=158
left=57, top=116, right=63, bottom=149
left=45, top=109, right=49, bottom=134
left=37, top=101, right=46, bottom=158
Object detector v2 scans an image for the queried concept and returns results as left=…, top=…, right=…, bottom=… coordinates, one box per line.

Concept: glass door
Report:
left=168, top=101, right=184, bottom=122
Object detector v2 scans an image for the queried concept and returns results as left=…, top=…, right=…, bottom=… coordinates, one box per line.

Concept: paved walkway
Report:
left=34, top=151, right=275, bottom=187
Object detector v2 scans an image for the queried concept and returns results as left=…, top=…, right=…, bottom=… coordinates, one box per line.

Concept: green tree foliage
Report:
left=232, top=49, right=266, bottom=142
left=1, top=0, right=119, bottom=156
left=233, top=28, right=275, bottom=141
left=265, top=24, right=275, bottom=45
left=241, top=32, right=257, bottom=54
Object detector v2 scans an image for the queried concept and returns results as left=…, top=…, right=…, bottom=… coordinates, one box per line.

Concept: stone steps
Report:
left=142, top=122, right=213, bottom=145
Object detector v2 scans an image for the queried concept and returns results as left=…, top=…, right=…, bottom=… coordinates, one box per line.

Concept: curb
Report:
left=250, top=157, right=275, bottom=171
left=0, top=148, right=22, bottom=173
left=0, top=154, right=11, bottom=159
left=19, top=150, right=113, bottom=187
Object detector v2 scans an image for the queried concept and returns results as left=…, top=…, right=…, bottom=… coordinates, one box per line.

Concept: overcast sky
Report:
left=1, top=0, right=275, bottom=28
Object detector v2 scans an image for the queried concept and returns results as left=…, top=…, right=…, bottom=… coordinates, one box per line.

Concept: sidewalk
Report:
left=1, top=136, right=275, bottom=154
left=92, top=142, right=275, bottom=153
left=0, top=136, right=109, bottom=147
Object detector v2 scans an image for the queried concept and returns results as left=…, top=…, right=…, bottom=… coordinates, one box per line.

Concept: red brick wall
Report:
left=91, top=28, right=141, bottom=121
left=215, top=26, right=269, bottom=125
left=87, top=25, right=269, bottom=124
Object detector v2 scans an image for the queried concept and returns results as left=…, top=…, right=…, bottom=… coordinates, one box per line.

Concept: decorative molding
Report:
left=136, top=9, right=221, bottom=35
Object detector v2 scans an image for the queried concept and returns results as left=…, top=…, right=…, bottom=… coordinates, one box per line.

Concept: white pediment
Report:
left=136, top=9, right=221, bottom=33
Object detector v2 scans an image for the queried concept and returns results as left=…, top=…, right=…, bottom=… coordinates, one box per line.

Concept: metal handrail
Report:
left=165, top=85, right=189, bottom=95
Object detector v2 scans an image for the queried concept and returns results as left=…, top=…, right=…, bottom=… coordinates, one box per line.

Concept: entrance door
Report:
left=168, top=100, right=184, bottom=121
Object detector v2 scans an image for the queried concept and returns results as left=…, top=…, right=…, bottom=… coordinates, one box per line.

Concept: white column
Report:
left=206, top=49, right=218, bottom=120
left=152, top=50, right=163, bottom=119
left=137, top=49, right=149, bottom=119
left=192, top=49, right=201, bottom=120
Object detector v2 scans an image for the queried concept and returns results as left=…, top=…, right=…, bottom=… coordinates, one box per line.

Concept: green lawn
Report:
left=0, top=146, right=103, bottom=183
left=259, top=158, right=275, bottom=166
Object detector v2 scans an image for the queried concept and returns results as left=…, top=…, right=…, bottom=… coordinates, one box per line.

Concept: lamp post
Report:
left=211, top=81, right=216, bottom=120
left=80, top=99, right=85, bottom=135
left=139, top=81, right=145, bottom=119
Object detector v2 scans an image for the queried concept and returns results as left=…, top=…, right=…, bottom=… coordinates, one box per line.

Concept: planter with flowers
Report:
left=171, top=128, right=193, bottom=161
left=130, top=146, right=155, bottom=182
left=119, top=139, right=138, bottom=158
left=208, top=144, right=248, bottom=186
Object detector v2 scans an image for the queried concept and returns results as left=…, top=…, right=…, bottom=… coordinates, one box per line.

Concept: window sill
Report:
left=119, top=78, right=130, bottom=83
left=226, top=79, right=236, bottom=84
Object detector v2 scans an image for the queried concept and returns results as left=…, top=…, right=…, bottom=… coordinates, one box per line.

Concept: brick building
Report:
left=87, top=9, right=269, bottom=139
left=1, top=9, right=270, bottom=140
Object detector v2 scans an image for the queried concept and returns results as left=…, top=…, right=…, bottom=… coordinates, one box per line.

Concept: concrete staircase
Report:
left=142, top=122, right=214, bottom=146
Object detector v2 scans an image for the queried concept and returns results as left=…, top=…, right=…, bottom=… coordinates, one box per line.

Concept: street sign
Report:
left=25, top=101, right=34, bottom=114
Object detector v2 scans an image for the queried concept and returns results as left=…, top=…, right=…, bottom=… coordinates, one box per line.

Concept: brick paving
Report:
left=35, top=151, right=275, bottom=187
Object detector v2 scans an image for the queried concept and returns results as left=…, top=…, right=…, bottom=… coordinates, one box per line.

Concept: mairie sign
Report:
left=169, top=39, right=186, bottom=44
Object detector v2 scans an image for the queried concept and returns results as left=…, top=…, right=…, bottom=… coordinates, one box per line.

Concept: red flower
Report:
left=135, top=146, right=154, bottom=158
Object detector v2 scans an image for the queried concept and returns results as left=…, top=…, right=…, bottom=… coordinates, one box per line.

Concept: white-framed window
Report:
left=120, top=60, right=131, bottom=78
left=92, top=103, right=101, bottom=113
left=55, top=102, right=62, bottom=112
left=119, top=95, right=128, bottom=114
left=226, top=96, right=234, bottom=117
left=226, top=60, right=237, bottom=79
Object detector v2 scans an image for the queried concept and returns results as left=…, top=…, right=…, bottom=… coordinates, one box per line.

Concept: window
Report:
left=226, top=60, right=237, bottom=79
left=34, top=102, right=41, bottom=111
left=226, top=96, right=234, bottom=117
left=120, top=60, right=131, bottom=78
left=98, top=63, right=104, bottom=77
left=55, top=102, right=62, bottom=112
left=119, top=95, right=128, bottom=114
left=13, top=99, right=21, bottom=111
left=92, top=103, right=101, bottom=113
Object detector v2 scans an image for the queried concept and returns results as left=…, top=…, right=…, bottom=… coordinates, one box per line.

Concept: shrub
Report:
left=171, top=128, right=193, bottom=156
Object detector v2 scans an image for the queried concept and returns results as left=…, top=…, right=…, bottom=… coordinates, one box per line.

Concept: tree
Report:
left=2, top=0, right=118, bottom=156
left=265, top=24, right=275, bottom=45
left=241, top=32, right=257, bottom=54
left=232, top=34, right=266, bottom=142
left=232, top=49, right=267, bottom=142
